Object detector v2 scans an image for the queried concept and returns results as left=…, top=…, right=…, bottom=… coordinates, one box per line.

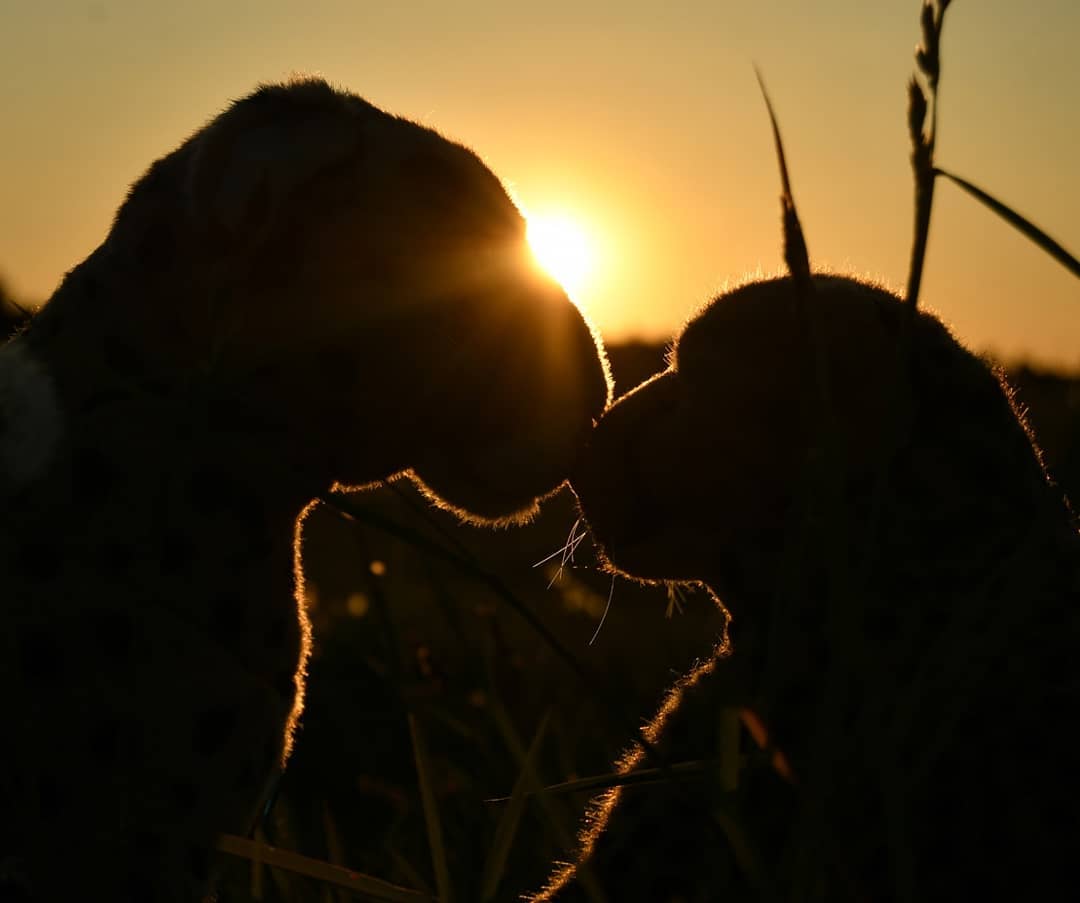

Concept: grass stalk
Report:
left=905, top=0, right=951, bottom=308
left=218, top=833, right=434, bottom=902
left=479, top=710, right=551, bottom=901
left=408, top=714, right=454, bottom=903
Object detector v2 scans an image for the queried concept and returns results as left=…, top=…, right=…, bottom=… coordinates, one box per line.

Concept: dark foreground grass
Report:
left=212, top=475, right=728, bottom=901
left=6, top=3, right=1079, bottom=900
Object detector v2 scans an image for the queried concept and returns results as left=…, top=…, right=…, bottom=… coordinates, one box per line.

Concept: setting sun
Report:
left=526, top=212, right=594, bottom=302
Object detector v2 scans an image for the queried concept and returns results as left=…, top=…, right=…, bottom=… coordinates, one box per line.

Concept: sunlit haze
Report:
left=1, top=1, right=1077, bottom=367
left=526, top=212, right=595, bottom=304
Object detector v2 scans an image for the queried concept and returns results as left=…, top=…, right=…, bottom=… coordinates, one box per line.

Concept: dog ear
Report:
left=186, top=81, right=367, bottom=242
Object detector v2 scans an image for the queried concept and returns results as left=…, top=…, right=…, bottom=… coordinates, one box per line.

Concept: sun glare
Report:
left=526, top=212, right=594, bottom=302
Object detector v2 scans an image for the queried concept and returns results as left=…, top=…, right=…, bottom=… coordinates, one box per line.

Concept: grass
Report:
left=212, top=477, right=731, bottom=902
left=214, top=4, right=1078, bottom=900
left=6, top=2, right=1079, bottom=900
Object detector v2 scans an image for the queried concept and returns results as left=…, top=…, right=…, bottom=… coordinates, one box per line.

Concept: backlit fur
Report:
left=534, top=274, right=1079, bottom=901
left=1, top=78, right=608, bottom=902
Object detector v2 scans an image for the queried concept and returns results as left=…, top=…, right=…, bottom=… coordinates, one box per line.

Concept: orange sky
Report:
left=1, top=1, right=1077, bottom=367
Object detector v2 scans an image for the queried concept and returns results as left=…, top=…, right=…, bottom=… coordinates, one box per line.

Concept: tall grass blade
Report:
left=388, top=849, right=434, bottom=897
left=250, top=826, right=266, bottom=901
left=754, top=65, right=813, bottom=291
left=717, top=707, right=741, bottom=793
left=484, top=758, right=714, bottom=802
left=935, top=167, right=1080, bottom=280
left=218, top=833, right=434, bottom=901
left=408, top=714, right=454, bottom=903
left=486, top=690, right=608, bottom=902
left=480, top=710, right=551, bottom=901
left=322, top=801, right=350, bottom=903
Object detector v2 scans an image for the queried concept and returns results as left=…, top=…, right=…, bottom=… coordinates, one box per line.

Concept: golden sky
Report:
left=2, top=1, right=1077, bottom=367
